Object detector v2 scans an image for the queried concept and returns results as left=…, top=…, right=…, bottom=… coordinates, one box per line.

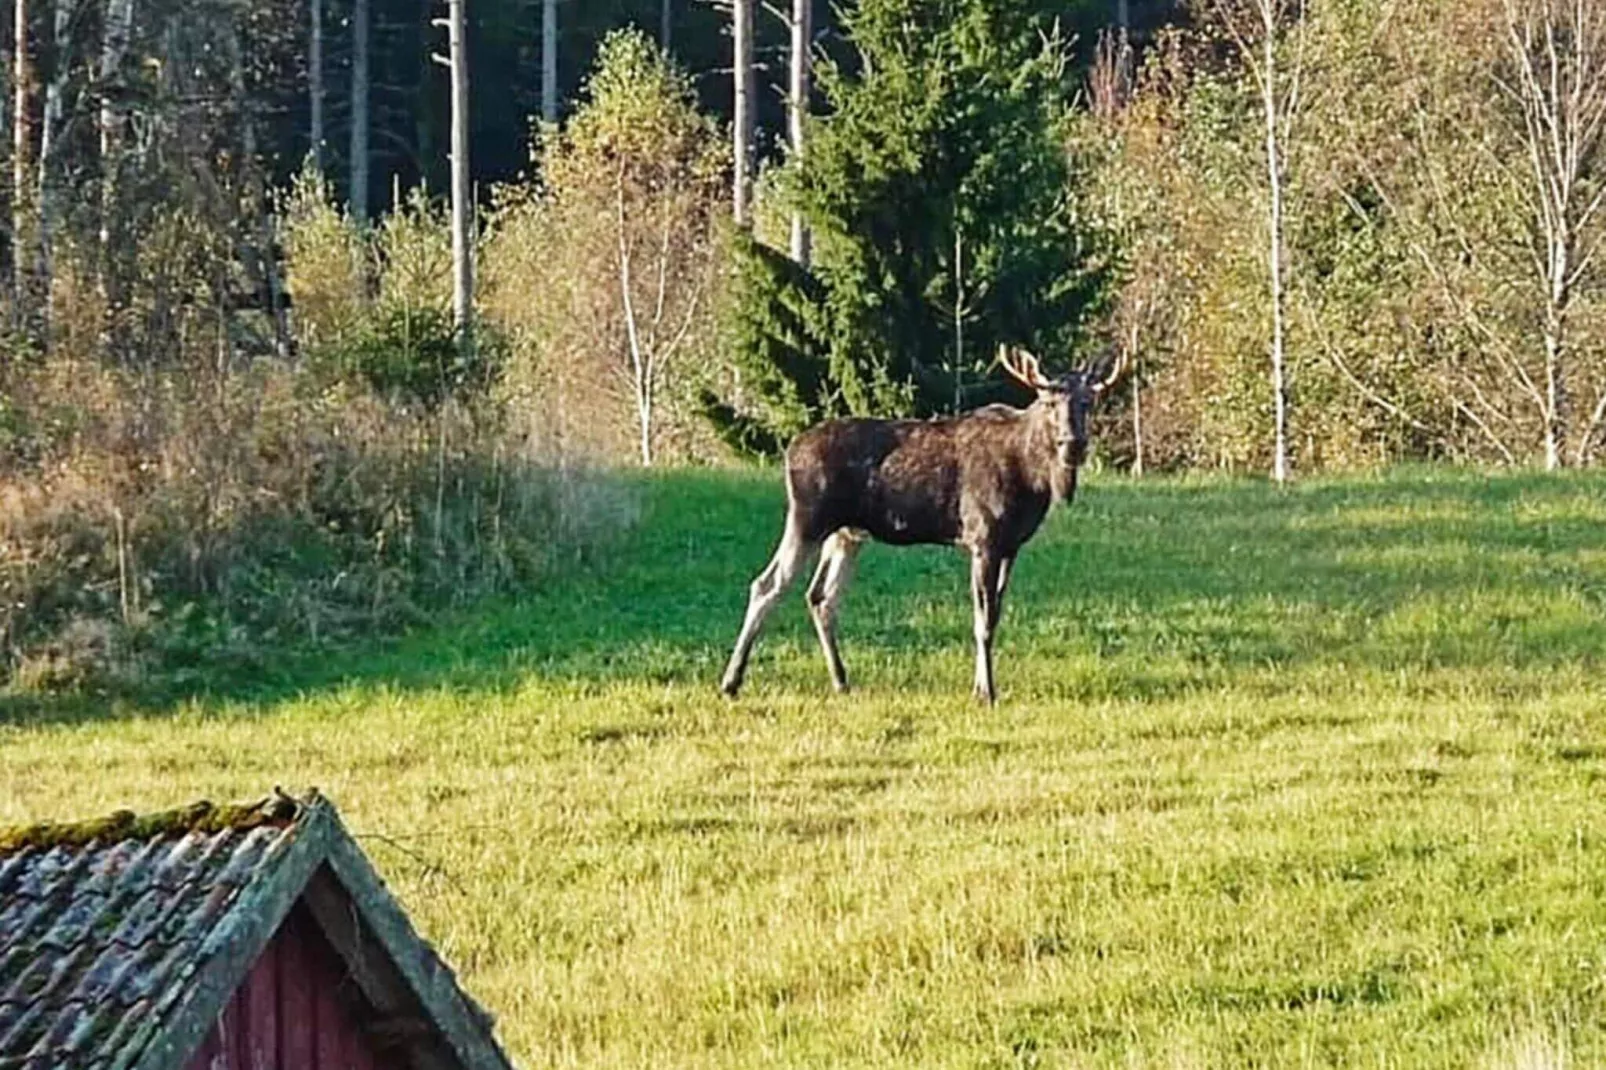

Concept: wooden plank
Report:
left=313, top=969, right=345, bottom=1070
left=241, top=939, right=278, bottom=1070
left=276, top=910, right=317, bottom=1070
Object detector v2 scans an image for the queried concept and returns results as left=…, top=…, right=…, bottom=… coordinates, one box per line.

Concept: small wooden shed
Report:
left=0, top=791, right=515, bottom=1070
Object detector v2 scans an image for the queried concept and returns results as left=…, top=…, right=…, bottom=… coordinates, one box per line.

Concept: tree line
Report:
left=1, top=0, right=1602, bottom=686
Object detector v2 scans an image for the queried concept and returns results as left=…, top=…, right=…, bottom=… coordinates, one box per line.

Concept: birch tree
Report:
left=37, top=0, right=69, bottom=317
left=1497, top=0, right=1606, bottom=467
left=445, top=0, right=472, bottom=347
left=13, top=0, right=36, bottom=330
left=788, top=0, right=811, bottom=264
left=733, top=0, right=754, bottom=225
left=1210, top=0, right=1309, bottom=483
left=495, top=30, right=725, bottom=464
left=98, top=0, right=133, bottom=309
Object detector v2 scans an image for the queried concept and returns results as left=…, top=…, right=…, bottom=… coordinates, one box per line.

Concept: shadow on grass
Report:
left=7, top=465, right=1606, bottom=727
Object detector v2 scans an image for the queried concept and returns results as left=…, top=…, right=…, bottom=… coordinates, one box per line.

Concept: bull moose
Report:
left=719, top=345, right=1126, bottom=703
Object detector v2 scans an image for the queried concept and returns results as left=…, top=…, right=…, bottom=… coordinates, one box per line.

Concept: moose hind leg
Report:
left=970, top=550, right=1002, bottom=704
left=721, top=520, right=816, bottom=696
left=806, top=530, right=862, bottom=693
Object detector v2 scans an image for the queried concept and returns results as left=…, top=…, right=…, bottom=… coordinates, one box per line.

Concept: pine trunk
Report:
left=542, top=0, right=557, bottom=122
left=310, top=0, right=324, bottom=167
left=349, top=0, right=370, bottom=220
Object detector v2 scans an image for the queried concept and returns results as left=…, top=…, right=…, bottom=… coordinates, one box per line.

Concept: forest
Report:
left=0, top=0, right=1602, bottom=686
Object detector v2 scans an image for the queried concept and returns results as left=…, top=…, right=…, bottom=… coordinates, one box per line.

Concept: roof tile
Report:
left=0, top=848, right=36, bottom=898
left=0, top=796, right=310, bottom=1070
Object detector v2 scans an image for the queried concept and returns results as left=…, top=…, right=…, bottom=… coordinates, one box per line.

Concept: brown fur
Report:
left=720, top=353, right=1113, bottom=704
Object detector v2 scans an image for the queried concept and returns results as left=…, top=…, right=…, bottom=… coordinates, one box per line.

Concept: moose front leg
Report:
left=970, top=549, right=1004, bottom=704
left=721, top=519, right=817, bottom=696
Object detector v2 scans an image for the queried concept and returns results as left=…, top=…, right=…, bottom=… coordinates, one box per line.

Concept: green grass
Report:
left=4, top=466, right=1605, bottom=1068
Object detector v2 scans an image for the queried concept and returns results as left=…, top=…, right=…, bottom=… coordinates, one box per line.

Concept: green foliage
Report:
left=699, top=231, right=834, bottom=459
left=282, top=173, right=502, bottom=409
left=486, top=29, right=728, bottom=465
left=706, top=0, right=1115, bottom=456
left=323, top=304, right=504, bottom=409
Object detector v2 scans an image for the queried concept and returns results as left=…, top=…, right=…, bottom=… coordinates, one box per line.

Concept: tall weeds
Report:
left=0, top=177, right=633, bottom=694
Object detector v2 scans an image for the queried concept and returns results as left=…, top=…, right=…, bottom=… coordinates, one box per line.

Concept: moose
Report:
left=720, top=345, right=1126, bottom=704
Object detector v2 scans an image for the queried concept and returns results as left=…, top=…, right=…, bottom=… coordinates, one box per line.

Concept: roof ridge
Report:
left=0, top=789, right=315, bottom=856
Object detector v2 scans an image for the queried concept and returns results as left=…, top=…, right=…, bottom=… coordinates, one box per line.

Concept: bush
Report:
left=0, top=356, right=633, bottom=692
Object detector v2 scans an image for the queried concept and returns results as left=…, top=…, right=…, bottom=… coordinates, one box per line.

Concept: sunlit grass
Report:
left=3, top=466, right=1605, bottom=1067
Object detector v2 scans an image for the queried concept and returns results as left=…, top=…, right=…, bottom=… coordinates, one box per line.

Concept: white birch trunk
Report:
left=788, top=0, right=811, bottom=263
left=98, top=0, right=133, bottom=269
left=1261, top=5, right=1290, bottom=484
left=36, top=0, right=67, bottom=326
left=447, top=0, right=472, bottom=346
left=1129, top=321, right=1144, bottom=476
left=733, top=0, right=754, bottom=225
left=13, top=0, right=33, bottom=323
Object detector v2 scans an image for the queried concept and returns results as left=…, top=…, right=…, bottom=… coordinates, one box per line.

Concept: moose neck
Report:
left=1024, top=401, right=1079, bottom=506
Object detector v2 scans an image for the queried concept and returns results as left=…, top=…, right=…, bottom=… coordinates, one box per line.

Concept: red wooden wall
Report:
left=183, top=902, right=380, bottom=1070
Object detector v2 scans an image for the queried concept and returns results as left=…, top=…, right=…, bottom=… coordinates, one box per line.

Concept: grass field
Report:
left=4, top=467, right=1606, bottom=1068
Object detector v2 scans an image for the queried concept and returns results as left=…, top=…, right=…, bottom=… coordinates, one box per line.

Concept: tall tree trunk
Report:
left=1117, top=0, right=1128, bottom=28
left=229, top=21, right=289, bottom=360
left=1542, top=224, right=1570, bottom=469
left=12, top=0, right=35, bottom=336
left=447, top=0, right=471, bottom=351
left=97, top=0, right=133, bottom=354
left=349, top=0, right=369, bottom=220
left=1128, top=320, right=1143, bottom=476
left=36, top=0, right=67, bottom=337
left=309, top=0, right=324, bottom=168
left=615, top=174, right=652, bottom=466
left=660, top=0, right=671, bottom=51
left=1261, top=7, right=1290, bottom=484
left=733, top=0, right=754, bottom=225
left=788, top=0, right=811, bottom=264
left=951, top=228, right=963, bottom=411
left=541, top=0, right=556, bottom=122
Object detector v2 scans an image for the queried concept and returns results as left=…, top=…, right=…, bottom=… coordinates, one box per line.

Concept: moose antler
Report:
left=1091, top=343, right=1132, bottom=396
left=998, top=345, right=1053, bottom=390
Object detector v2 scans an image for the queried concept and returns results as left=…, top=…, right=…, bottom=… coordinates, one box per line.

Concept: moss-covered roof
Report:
left=0, top=791, right=514, bottom=1070
left=0, top=793, right=304, bottom=856
left=0, top=793, right=313, bottom=1070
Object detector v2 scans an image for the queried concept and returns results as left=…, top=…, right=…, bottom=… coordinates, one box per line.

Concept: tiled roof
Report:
left=0, top=795, right=307, bottom=1070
